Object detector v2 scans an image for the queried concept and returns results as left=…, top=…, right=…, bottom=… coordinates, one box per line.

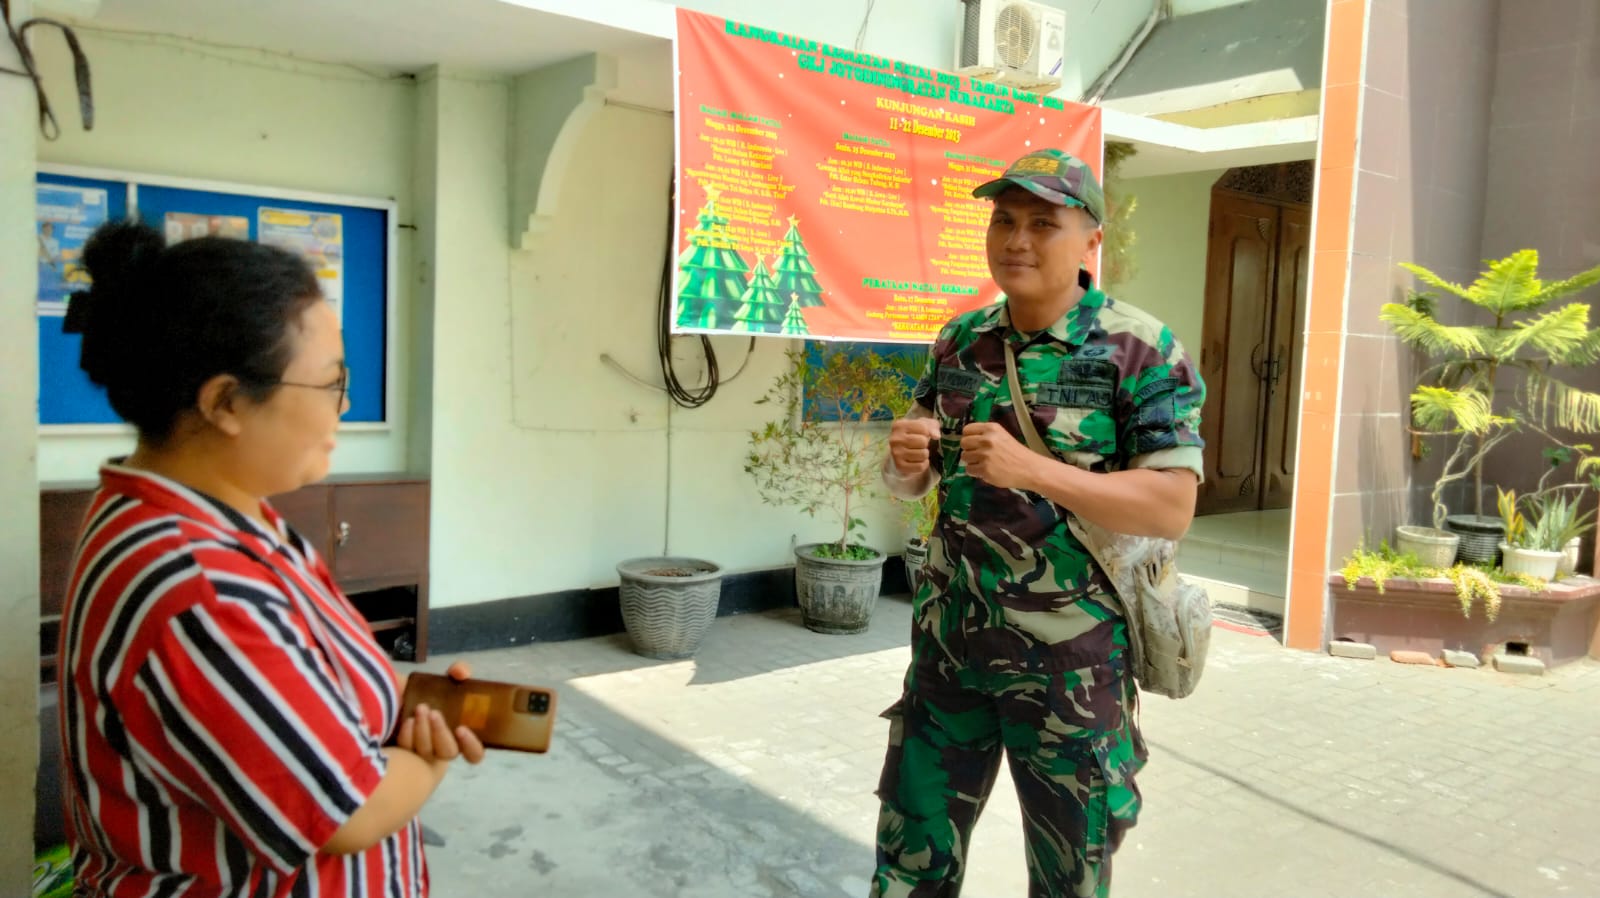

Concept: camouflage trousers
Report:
left=869, top=640, right=1145, bottom=898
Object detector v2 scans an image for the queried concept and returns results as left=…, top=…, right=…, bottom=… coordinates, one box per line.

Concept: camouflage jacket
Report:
left=887, top=270, right=1206, bottom=673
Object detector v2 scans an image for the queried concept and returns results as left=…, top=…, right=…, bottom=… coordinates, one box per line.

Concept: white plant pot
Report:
left=1557, top=537, right=1582, bottom=577
left=1500, top=543, right=1563, bottom=580
left=1395, top=526, right=1459, bottom=568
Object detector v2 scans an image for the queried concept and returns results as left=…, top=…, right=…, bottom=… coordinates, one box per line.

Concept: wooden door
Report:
left=1261, top=206, right=1310, bottom=509
left=1198, top=194, right=1279, bottom=514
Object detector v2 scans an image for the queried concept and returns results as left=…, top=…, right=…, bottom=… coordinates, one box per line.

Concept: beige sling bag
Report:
left=1002, top=342, right=1212, bottom=699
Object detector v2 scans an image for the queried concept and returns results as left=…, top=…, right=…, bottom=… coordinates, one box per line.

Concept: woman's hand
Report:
left=396, top=704, right=486, bottom=771
left=397, top=660, right=486, bottom=770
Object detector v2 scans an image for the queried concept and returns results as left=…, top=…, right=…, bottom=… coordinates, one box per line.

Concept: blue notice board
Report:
left=35, top=168, right=393, bottom=426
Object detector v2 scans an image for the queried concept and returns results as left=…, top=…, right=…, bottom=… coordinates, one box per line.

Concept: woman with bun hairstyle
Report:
left=55, top=220, right=481, bottom=898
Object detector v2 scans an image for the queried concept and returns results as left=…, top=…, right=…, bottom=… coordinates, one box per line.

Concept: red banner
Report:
left=672, top=9, right=1102, bottom=343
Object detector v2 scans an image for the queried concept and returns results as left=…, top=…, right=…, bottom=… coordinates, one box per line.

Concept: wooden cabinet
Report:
left=328, top=483, right=429, bottom=589
left=38, top=476, right=429, bottom=682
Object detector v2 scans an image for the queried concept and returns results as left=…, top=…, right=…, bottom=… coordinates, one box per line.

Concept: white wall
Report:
left=32, top=29, right=419, bottom=482
left=676, top=0, right=1156, bottom=103
left=1114, top=168, right=1227, bottom=352
left=25, top=1, right=1156, bottom=611
left=427, top=61, right=906, bottom=607
left=1, top=0, right=41, bottom=887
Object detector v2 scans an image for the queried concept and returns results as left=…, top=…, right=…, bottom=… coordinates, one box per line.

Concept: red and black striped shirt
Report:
left=58, top=465, right=425, bottom=897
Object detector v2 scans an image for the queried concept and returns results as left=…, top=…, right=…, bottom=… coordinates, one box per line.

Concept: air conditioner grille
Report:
left=960, top=0, right=984, bottom=68
left=994, top=3, right=1038, bottom=69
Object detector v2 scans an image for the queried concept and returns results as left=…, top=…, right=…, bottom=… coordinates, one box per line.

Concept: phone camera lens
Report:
left=527, top=693, right=550, bottom=714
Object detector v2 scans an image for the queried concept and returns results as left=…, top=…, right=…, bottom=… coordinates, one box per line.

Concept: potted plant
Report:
left=1539, top=494, right=1595, bottom=577
left=616, top=557, right=723, bottom=659
left=900, top=489, right=938, bottom=598
left=1383, top=250, right=1600, bottom=562
left=746, top=344, right=913, bottom=634
left=1498, top=488, right=1567, bottom=580
left=1394, top=520, right=1460, bottom=569
left=1526, top=446, right=1600, bottom=575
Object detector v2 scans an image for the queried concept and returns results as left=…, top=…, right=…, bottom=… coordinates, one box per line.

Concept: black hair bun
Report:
left=82, top=219, right=164, bottom=296
left=72, top=220, right=165, bottom=386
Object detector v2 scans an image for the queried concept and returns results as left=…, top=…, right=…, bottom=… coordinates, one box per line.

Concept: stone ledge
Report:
left=1328, top=574, right=1600, bottom=606
left=1327, top=574, right=1600, bottom=668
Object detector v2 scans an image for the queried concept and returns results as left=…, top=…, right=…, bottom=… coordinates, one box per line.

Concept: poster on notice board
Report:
left=164, top=212, right=249, bottom=243
left=35, top=183, right=109, bottom=315
left=259, top=207, right=345, bottom=320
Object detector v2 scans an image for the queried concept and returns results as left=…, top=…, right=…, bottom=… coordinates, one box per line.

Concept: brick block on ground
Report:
left=1329, top=640, right=1377, bottom=660
left=1442, top=649, right=1481, bottom=669
left=1390, top=650, right=1439, bottom=666
left=1492, top=653, right=1547, bottom=676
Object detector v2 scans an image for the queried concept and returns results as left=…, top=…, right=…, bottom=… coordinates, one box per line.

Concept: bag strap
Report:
left=1005, top=340, right=1150, bottom=688
left=1003, top=342, right=1051, bottom=458
left=1004, top=341, right=1122, bottom=585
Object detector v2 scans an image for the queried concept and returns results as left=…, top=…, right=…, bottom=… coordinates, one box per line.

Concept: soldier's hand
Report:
left=888, top=417, right=941, bottom=476
left=961, top=423, right=1042, bottom=490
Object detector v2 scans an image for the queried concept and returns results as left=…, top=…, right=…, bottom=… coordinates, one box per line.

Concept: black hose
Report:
left=657, top=174, right=753, bottom=408
left=1, top=0, right=94, bottom=140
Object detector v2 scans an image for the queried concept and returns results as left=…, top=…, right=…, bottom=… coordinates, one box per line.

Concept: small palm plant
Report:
left=1383, top=250, right=1600, bottom=528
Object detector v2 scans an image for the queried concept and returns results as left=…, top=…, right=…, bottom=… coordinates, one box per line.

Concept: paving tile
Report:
left=413, top=601, right=1600, bottom=898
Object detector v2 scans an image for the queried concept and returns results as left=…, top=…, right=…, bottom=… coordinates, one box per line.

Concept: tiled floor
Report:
left=414, top=599, right=1600, bottom=898
left=1187, top=508, right=1293, bottom=553
left=1180, top=509, right=1292, bottom=610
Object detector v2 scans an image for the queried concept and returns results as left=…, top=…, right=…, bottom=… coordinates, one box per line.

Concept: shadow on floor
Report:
left=1148, top=739, right=1513, bottom=898
left=415, top=630, right=887, bottom=897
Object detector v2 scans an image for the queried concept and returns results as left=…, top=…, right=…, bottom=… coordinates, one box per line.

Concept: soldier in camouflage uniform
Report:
left=871, top=149, right=1206, bottom=898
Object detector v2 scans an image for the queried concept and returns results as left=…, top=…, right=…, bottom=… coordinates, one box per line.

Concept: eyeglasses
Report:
left=275, top=366, right=349, bottom=413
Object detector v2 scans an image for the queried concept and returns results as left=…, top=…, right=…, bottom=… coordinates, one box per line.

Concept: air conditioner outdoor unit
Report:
left=954, top=0, right=1066, bottom=94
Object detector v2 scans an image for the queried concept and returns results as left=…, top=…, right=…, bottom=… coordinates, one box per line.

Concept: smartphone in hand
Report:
left=400, top=673, right=558, bottom=753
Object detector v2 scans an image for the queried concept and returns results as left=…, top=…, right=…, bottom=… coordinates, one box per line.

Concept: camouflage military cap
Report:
left=972, top=148, right=1106, bottom=224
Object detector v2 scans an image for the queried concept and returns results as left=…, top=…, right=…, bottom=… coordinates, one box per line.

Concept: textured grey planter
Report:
left=794, top=544, right=885, bottom=634
left=617, top=557, right=722, bottom=659
left=1446, top=514, right=1505, bottom=564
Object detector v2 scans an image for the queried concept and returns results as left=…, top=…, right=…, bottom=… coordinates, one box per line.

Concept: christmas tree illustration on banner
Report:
left=773, top=216, right=824, bottom=308
left=781, top=292, right=810, bottom=336
left=733, top=255, right=786, bottom=333
left=676, top=185, right=751, bottom=329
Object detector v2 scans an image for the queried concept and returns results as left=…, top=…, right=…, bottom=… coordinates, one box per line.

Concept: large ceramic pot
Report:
left=616, top=557, right=723, bottom=659
left=794, top=544, right=885, bottom=634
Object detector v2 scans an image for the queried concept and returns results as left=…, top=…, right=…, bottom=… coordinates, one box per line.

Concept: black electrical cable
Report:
left=657, top=173, right=754, bottom=408
left=0, top=0, right=94, bottom=141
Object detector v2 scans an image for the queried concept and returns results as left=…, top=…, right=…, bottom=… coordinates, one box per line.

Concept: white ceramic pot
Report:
left=1395, top=525, right=1459, bottom=568
left=1500, top=543, right=1563, bottom=580
left=1557, top=537, right=1582, bottom=577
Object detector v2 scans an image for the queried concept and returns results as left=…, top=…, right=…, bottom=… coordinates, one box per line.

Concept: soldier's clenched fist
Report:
left=888, top=416, right=942, bottom=476
left=961, top=422, right=1041, bottom=490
